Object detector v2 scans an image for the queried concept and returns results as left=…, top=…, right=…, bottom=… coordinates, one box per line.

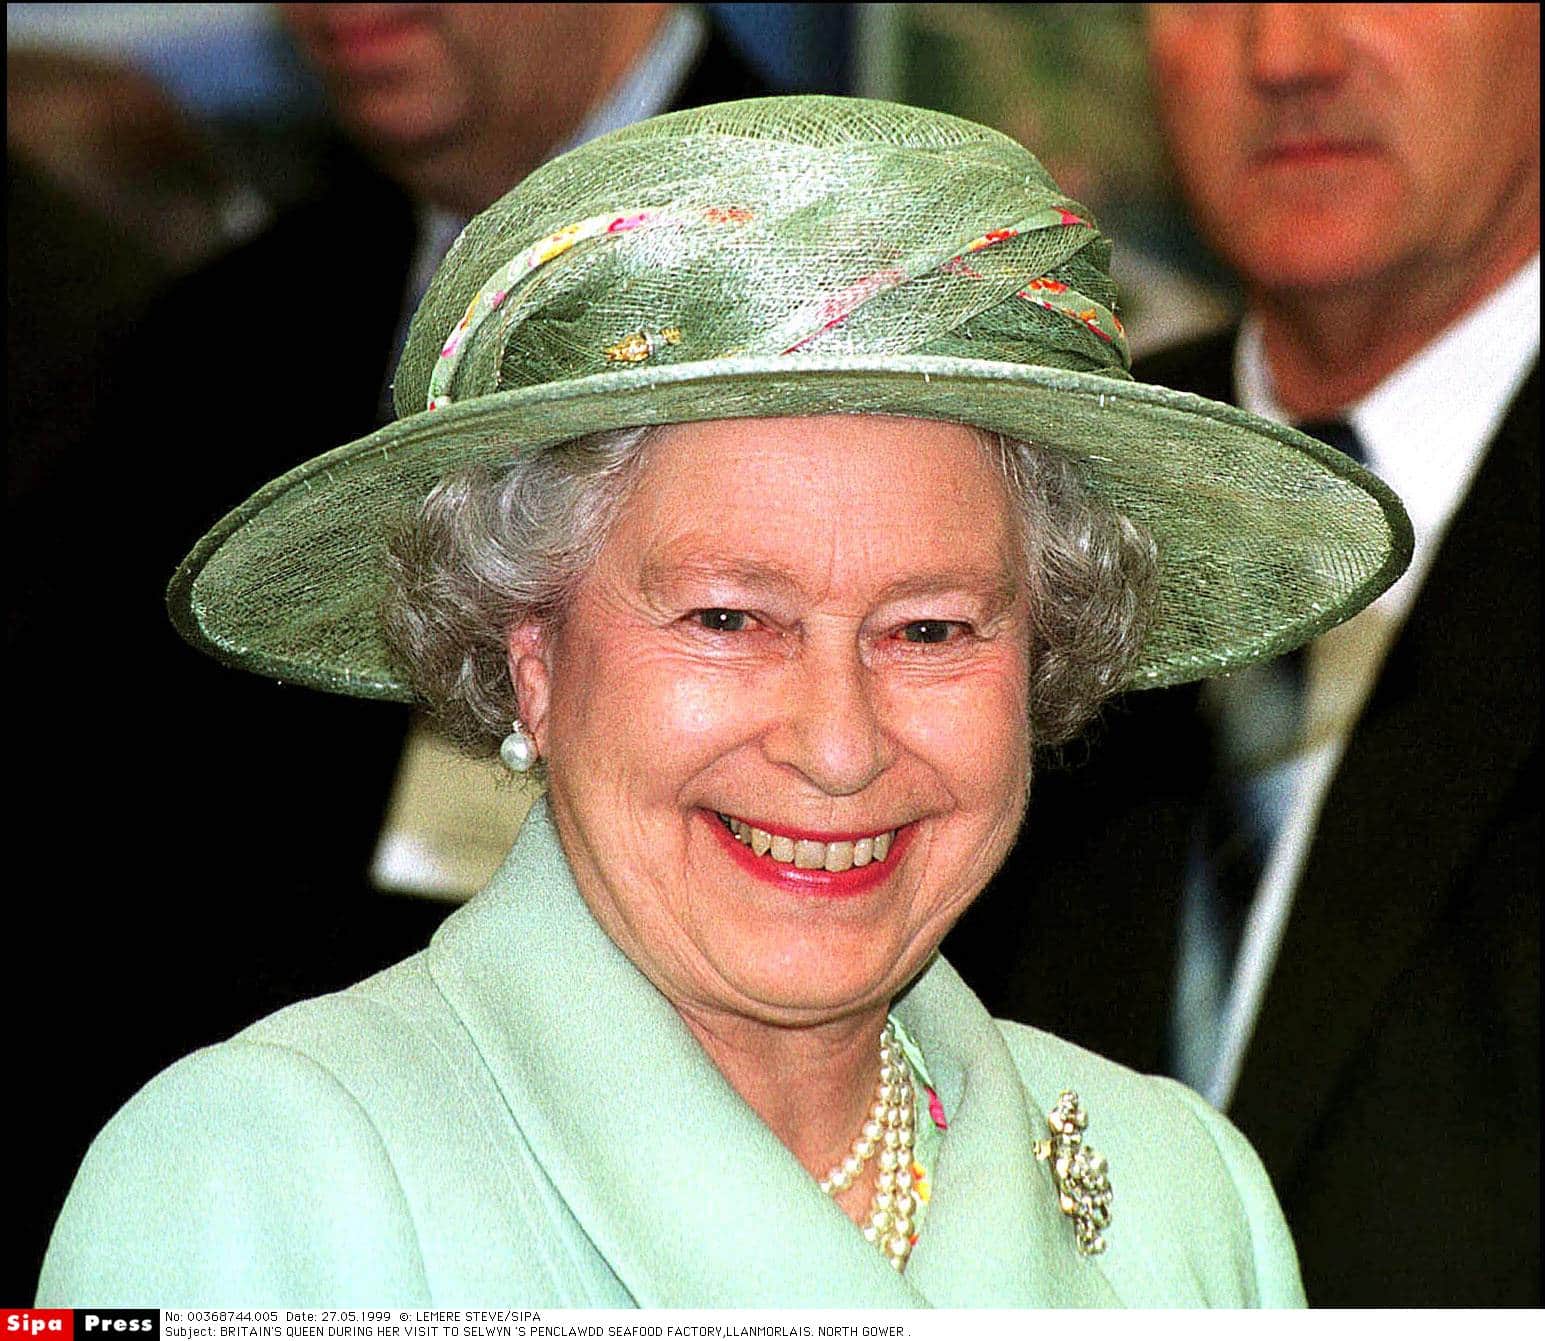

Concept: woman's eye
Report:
left=694, top=609, right=752, bottom=633
left=900, top=620, right=963, bottom=644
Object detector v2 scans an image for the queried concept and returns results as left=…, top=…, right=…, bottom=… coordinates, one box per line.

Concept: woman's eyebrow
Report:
left=637, top=553, right=808, bottom=598
left=638, top=555, right=1021, bottom=612
left=877, top=568, right=1022, bottom=614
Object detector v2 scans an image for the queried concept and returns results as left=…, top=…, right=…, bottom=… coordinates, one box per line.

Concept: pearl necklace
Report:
left=819, top=1022, right=918, bottom=1271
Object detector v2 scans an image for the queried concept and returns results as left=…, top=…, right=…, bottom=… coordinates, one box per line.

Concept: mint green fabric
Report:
left=39, top=801, right=1303, bottom=1308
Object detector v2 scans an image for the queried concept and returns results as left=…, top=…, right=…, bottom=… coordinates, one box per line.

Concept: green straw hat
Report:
left=168, top=95, right=1411, bottom=699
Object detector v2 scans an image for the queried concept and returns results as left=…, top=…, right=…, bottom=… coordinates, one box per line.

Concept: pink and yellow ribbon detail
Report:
left=953, top=206, right=1126, bottom=350
left=428, top=209, right=658, bottom=410
left=428, top=197, right=1124, bottom=410
left=777, top=202, right=1125, bottom=358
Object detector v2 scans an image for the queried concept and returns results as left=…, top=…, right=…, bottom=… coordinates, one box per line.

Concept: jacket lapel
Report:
left=1231, top=366, right=1540, bottom=1178
left=426, top=800, right=1118, bottom=1306
left=895, top=961, right=1121, bottom=1307
left=427, top=801, right=922, bottom=1307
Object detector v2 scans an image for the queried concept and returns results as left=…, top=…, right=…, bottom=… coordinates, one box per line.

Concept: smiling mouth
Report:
left=715, top=813, right=897, bottom=873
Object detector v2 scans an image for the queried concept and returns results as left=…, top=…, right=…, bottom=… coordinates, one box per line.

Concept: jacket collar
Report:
left=427, top=800, right=1117, bottom=1307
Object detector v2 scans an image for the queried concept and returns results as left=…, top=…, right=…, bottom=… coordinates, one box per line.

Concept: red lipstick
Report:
left=700, top=810, right=912, bottom=897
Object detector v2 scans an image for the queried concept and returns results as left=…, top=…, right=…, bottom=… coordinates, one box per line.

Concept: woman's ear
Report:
left=506, top=621, right=553, bottom=756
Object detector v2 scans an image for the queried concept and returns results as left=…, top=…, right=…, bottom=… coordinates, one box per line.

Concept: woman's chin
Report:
left=709, top=964, right=908, bottom=1024
left=691, top=921, right=929, bottom=1023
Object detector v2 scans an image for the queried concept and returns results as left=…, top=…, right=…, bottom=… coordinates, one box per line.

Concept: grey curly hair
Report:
left=382, top=420, right=1158, bottom=757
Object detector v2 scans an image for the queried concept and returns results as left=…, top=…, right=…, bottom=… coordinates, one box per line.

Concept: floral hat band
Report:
left=400, top=104, right=1133, bottom=418
left=424, top=202, right=1130, bottom=412
left=428, top=208, right=661, bottom=411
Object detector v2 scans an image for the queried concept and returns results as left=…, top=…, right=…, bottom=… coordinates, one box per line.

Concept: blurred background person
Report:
left=7, top=46, right=264, bottom=506
left=6, top=2, right=823, bottom=1303
left=946, top=1, right=1539, bottom=1306
left=7, top=47, right=264, bottom=276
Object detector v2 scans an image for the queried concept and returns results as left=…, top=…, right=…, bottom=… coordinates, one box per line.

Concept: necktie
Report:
left=1296, top=419, right=1367, bottom=468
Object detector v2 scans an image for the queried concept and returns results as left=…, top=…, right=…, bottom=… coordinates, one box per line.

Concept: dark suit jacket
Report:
left=944, top=328, right=1541, bottom=1306
left=9, top=30, right=773, bottom=1302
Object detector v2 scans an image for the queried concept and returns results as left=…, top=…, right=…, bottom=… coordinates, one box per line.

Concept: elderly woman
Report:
left=40, top=97, right=1408, bottom=1307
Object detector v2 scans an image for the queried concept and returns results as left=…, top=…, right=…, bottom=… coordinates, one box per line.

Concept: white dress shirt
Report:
left=1177, top=253, right=1541, bottom=1106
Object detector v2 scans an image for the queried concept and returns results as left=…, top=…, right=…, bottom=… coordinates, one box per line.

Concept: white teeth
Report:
left=721, top=815, right=897, bottom=872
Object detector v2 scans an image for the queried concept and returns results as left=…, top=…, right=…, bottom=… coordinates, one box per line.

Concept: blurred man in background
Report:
left=947, top=2, right=1538, bottom=1306
left=282, top=4, right=677, bottom=216
left=137, top=3, right=761, bottom=554
left=7, top=47, right=262, bottom=504
left=11, top=3, right=773, bottom=1299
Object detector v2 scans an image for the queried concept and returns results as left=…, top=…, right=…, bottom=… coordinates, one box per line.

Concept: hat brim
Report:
left=168, top=353, right=1412, bottom=699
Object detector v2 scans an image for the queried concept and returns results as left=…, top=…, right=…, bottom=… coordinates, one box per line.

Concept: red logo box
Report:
left=2, top=1312, right=73, bottom=1341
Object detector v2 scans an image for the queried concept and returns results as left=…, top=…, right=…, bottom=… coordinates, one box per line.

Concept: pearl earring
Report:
left=499, top=718, right=536, bottom=773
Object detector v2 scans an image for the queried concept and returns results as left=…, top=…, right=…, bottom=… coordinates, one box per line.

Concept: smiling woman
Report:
left=381, top=413, right=1154, bottom=1047
left=40, top=95, right=1410, bottom=1307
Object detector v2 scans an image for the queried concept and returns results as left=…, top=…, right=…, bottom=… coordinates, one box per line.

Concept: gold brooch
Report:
left=602, top=327, right=682, bottom=363
left=1033, top=1090, right=1112, bottom=1256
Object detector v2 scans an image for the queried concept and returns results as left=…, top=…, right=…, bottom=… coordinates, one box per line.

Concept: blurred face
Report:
left=277, top=3, right=663, bottom=207
left=1148, top=4, right=1541, bottom=293
left=513, top=416, right=1033, bottom=1027
left=280, top=4, right=529, bottom=152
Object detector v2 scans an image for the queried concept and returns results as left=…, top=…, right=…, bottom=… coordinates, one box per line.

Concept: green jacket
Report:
left=40, top=801, right=1303, bottom=1307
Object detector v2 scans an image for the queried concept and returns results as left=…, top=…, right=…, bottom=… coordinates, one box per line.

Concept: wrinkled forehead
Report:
left=604, top=415, right=1029, bottom=604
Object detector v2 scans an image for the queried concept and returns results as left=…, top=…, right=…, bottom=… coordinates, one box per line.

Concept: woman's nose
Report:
left=762, top=638, right=894, bottom=797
